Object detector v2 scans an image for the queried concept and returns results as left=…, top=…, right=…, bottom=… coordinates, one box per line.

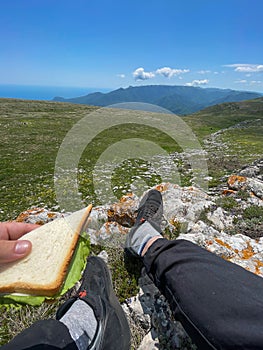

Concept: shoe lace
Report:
left=142, top=203, right=159, bottom=219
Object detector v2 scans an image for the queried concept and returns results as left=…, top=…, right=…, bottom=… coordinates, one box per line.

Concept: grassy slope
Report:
left=183, top=98, right=263, bottom=182
left=0, top=99, right=182, bottom=220
left=0, top=99, right=97, bottom=220
left=1, top=97, right=263, bottom=220
left=184, top=97, right=263, bottom=138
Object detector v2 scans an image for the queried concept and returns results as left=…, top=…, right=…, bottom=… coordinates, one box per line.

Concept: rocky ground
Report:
left=15, top=158, right=263, bottom=349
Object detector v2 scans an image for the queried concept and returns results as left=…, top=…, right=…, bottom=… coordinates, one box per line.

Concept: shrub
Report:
left=243, top=205, right=263, bottom=220
left=215, top=197, right=237, bottom=211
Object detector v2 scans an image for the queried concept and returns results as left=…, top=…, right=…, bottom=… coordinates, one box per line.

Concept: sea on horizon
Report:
left=0, top=84, right=110, bottom=101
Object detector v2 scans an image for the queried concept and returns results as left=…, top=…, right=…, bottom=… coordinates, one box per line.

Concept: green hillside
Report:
left=184, top=97, right=263, bottom=135
left=0, top=97, right=262, bottom=221
left=184, top=97, right=263, bottom=183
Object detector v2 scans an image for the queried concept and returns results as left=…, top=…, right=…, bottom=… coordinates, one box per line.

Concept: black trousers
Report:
left=144, top=239, right=263, bottom=350
left=2, top=239, right=263, bottom=349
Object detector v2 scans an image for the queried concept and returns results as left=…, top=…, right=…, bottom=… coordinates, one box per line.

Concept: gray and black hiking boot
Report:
left=125, top=189, right=163, bottom=257
left=57, top=256, right=131, bottom=350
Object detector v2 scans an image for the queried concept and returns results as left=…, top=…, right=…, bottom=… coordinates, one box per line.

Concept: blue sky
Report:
left=1, top=0, right=263, bottom=92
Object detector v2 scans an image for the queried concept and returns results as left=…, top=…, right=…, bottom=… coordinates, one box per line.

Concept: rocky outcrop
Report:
left=239, top=158, right=263, bottom=181
left=16, top=163, right=263, bottom=350
left=228, top=175, right=263, bottom=199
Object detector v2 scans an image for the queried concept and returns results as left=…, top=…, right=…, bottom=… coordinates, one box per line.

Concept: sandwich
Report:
left=0, top=205, right=92, bottom=300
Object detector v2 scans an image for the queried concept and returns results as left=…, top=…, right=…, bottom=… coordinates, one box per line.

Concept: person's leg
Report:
left=126, top=189, right=263, bottom=349
left=1, top=257, right=130, bottom=350
left=143, top=238, right=263, bottom=350
left=0, top=319, right=78, bottom=350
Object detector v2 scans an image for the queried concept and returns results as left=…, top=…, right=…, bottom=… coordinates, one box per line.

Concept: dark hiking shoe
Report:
left=56, top=256, right=131, bottom=350
left=125, top=189, right=163, bottom=257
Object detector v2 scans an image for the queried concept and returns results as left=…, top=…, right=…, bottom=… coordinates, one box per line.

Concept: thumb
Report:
left=0, top=240, right=32, bottom=264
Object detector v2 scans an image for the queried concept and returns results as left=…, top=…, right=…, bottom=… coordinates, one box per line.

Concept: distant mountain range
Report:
left=52, top=85, right=262, bottom=115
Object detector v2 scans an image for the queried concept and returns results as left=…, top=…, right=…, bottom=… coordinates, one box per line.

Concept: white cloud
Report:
left=234, top=79, right=262, bottom=85
left=250, top=80, right=262, bottom=85
left=156, top=66, right=189, bottom=78
left=133, top=68, right=155, bottom=81
left=198, top=70, right=211, bottom=74
left=234, top=79, right=247, bottom=84
left=117, top=74, right=125, bottom=78
left=214, top=71, right=219, bottom=75
left=224, top=64, right=263, bottom=73
left=185, top=79, right=209, bottom=87
left=132, top=66, right=190, bottom=81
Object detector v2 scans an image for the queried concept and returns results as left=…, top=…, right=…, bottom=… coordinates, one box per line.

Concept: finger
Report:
left=0, top=240, right=32, bottom=264
left=0, top=222, right=40, bottom=241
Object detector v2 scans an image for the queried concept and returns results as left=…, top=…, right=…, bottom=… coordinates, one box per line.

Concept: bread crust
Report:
left=0, top=204, right=92, bottom=297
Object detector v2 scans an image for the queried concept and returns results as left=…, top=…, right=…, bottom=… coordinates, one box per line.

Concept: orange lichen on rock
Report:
left=107, top=208, right=135, bottom=227
left=215, top=238, right=232, bottom=250
left=35, top=220, right=45, bottom=225
left=119, top=193, right=134, bottom=203
left=16, top=208, right=44, bottom=222
left=254, top=260, right=263, bottom=275
left=220, top=254, right=232, bottom=261
left=241, top=242, right=255, bottom=260
left=103, top=221, right=128, bottom=235
left=206, top=240, right=213, bottom=246
left=103, top=222, right=112, bottom=235
left=222, top=189, right=236, bottom=196
left=227, top=175, right=247, bottom=187
left=155, top=184, right=169, bottom=192
left=107, top=192, right=138, bottom=227
left=47, top=212, right=57, bottom=219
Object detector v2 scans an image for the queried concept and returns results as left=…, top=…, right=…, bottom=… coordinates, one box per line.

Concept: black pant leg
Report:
left=143, top=238, right=263, bottom=350
left=0, top=319, right=77, bottom=350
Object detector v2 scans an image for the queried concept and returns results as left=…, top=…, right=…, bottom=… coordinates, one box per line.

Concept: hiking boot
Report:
left=56, top=256, right=131, bottom=350
left=125, top=189, right=163, bottom=257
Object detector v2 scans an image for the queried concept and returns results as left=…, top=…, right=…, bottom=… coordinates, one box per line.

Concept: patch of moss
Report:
left=228, top=205, right=263, bottom=238
left=236, top=190, right=250, bottom=201
left=215, top=196, right=237, bottom=211
left=243, top=205, right=263, bottom=220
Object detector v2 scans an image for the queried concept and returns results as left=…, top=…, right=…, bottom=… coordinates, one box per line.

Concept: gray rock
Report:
left=157, top=183, right=214, bottom=223
left=124, top=269, right=196, bottom=350
left=97, top=250, right=109, bottom=263
left=179, top=222, right=263, bottom=276
left=228, top=175, right=263, bottom=199
left=239, top=158, right=263, bottom=181
left=206, top=207, right=234, bottom=231
left=240, top=165, right=260, bottom=178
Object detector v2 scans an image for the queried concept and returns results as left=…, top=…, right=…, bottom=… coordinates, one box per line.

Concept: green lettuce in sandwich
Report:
left=0, top=206, right=92, bottom=308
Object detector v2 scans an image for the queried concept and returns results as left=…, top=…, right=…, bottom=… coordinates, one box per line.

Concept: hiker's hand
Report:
left=0, top=222, right=39, bottom=264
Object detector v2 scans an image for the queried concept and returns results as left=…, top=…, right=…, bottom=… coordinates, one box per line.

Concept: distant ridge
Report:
left=53, top=85, right=262, bottom=115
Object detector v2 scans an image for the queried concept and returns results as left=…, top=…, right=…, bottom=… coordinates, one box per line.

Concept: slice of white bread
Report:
left=0, top=205, right=92, bottom=297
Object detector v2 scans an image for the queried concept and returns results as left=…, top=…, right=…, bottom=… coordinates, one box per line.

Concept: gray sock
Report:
left=60, top=299, right=98, bottom=350
left=129, top=221, right=162, bottom=255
